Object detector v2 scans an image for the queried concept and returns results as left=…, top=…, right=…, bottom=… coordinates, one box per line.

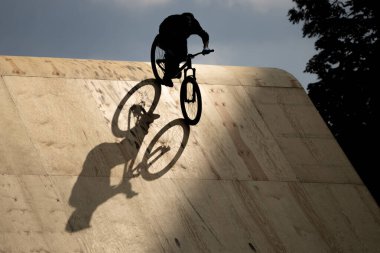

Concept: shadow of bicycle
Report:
left=66, top=79, right=190, bottom=232
left=130, top=118, right=190, bottom=181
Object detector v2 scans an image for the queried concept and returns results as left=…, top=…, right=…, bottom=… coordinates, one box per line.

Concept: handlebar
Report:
left=189, top=49, right=214, bottom=59
left=202, top=49, right=215, bottom=55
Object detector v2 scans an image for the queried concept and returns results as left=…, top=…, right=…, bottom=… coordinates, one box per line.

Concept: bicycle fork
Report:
left=184, top=68, right=197, bottom=103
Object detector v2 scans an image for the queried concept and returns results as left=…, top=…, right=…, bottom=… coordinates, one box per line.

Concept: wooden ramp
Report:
left=1, top=55, right=379, bottom=252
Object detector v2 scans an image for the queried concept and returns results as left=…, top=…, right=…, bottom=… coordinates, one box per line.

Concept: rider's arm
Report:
left=203, top=39, right=209, bottom=49
left=190, top=19, right=209, bottom=49
left=199, top=29, right=209, bottom=49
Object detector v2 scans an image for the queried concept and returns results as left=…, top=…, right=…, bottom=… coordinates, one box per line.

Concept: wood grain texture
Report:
left=0, top=55, right=378, bottom=252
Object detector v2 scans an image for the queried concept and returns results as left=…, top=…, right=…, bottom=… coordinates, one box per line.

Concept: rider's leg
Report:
left=169, top=39, right=187, bottom=72
left=163, top=51, right=176, bottom=87
left=174, top=40, right=188, bottom=79
left=162, top=40, right=187, bottom=86
left=164, top=50, right=178, bottom=79
left=177, top=40, right=188, bottom=62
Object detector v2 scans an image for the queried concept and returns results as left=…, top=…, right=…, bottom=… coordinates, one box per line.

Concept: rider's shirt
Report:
left=159, top=13, right=209, bottom=48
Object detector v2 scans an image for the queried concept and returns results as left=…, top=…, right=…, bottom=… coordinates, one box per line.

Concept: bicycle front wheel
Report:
left=180, top=77, right=202, bottom=125
left=150, top=35, right=166, bottom=84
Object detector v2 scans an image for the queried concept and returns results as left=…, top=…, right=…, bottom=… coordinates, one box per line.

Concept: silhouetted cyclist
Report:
left=158, top=12, right=210, bottom=87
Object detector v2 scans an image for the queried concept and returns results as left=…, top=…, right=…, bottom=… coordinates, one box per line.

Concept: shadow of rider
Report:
left=65, top=105, right=159, bottom=232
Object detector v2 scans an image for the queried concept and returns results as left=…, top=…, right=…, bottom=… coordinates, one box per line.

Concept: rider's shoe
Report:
left=162, top=76, right=174, bottom=87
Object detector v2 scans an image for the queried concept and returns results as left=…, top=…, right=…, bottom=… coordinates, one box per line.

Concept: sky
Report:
left=0, top=0, right=317, bottom=89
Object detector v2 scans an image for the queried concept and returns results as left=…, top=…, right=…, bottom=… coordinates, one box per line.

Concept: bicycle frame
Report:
left=176, top=51, right=204, bottom=79
left=151, top=39, right=214, bottom=125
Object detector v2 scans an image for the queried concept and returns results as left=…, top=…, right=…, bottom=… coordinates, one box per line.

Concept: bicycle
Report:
left=150, top=34, right=214, bottom=125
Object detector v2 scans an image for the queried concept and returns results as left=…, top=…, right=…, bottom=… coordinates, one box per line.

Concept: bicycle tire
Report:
left=111, top=79, right=161, bottom=138
left=139, top=119, right=190, bottom=181
left=150, top=35, right=166, bottom=84
left=180, top=77, right=202, bottom=125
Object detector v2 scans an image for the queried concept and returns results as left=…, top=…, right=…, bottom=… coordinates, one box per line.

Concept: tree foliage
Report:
left=288, top=0, right=379, bottom=203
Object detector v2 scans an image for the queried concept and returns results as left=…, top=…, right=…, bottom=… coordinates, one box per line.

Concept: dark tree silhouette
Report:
left=288, top=0, right=379, bottom=203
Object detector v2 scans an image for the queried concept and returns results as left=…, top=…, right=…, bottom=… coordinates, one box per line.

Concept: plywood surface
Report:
left=0, top=55, right=378, bottom=252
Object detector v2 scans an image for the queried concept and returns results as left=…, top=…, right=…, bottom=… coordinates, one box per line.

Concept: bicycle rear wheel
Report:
left=180, top=77, right=202, bottom=125
left=150, top=35, right=166, bottom=83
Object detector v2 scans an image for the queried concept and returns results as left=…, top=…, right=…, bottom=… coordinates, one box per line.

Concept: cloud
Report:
left=84, top=0, right=290, bottom=13
left=194, top=0, right=291, bottom=13
left=87, top=0, right=173, bottom=7
left=116, top=0, right=172, bottom=5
